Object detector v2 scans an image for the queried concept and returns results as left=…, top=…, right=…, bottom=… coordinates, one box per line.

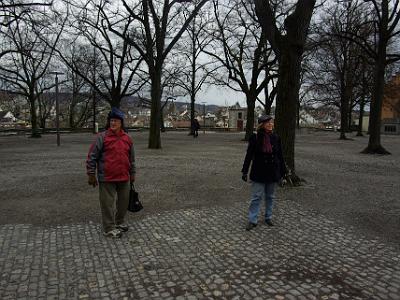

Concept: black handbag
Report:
left=128, top=183, right=143, bottom=212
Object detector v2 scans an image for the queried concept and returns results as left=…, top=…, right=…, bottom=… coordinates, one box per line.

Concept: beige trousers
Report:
left=98, top=182, right=130, bottom=232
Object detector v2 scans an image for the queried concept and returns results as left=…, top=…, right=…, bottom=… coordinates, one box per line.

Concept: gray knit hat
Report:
left=257, top=115, right=273, bottom=124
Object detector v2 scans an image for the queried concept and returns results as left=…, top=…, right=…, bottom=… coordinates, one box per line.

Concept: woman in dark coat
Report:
left=241, top=115, right=286, bottom=231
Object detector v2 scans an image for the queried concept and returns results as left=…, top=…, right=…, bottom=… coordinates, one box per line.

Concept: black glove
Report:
left=241, top=173, right=248, bottom=182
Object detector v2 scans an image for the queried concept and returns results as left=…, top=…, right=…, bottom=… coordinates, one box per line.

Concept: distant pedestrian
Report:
left=192, top=119, right=200, bottom=138
left=241, top=115, right=286, bottom=231
left=86, top=107, right=136, bottom=238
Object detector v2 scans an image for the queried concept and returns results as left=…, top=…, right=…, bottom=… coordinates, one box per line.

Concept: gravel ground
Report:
left=0, top=130, right=399, bottom=247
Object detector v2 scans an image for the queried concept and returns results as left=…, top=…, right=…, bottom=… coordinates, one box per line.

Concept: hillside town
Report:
left=1, top=73, right=400, bottom=135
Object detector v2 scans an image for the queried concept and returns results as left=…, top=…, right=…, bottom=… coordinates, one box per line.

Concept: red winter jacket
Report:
left=86, top=129, right=135, bottom=182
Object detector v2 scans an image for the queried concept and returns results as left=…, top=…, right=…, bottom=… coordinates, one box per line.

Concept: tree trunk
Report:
left=29, top=96, right=41, bottom=138
left=69, top=102, right=75, bottom=128
left=110, top=93, right=121, bottom=108
left=357, top=59, right=369, bottom=137
left=263, top=73, right=273, bottom=115
left=149, top=71, right=162, bottom=149
left=40, top=116, right=46, bottom=130
left=255, top=0, right=316, bottom=185
left=362, top=40, right=390, bottom=154
left=348, top=110, right=352, bottom=132
left=339, top=93, right=349, bottom=139
left=38, top=96, right=44, bottom=129
left=357, top=71, right=367, bottom=137
left=70, top=75, right=76, bottom=128
left=362, top=1, right=390, bottom=154
left=160, top=108, right=165, bottom=132
left=275, top=44, right=301, bottom=181
left=339, top=75, right=352, bottom=139
left=357, top=96, right=365, bottom=136
left=189, top=92, right=195, bottom=136
left=189, top=33, right=196, bottom=136
left=264, top=82, right=269, bottom=115
left=244, top=94, right=256, bottom=141
left=348, top=98, right=353, bottom=131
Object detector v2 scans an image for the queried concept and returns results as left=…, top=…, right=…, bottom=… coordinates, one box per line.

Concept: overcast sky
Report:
left=186, top=85, right=247, bottom=107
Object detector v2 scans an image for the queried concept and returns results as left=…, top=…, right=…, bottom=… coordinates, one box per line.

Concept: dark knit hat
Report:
left=258, top=115, right=273, bottom=124
left=108, top=107, right=124, bottom=121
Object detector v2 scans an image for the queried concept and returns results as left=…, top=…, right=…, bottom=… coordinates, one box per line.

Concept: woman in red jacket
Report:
left=86, top=107, right=136, bottom=238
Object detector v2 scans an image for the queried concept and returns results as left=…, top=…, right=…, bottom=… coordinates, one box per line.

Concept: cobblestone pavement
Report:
left=0, top=201, right=399, bottom=300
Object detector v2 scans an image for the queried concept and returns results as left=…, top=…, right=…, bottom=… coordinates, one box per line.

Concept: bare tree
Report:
left=204, top=0, right=277, bottom=141
left=173, top=2, right=216, bottom=135
left=305, top=1, right=374, bottom=139
left=133, top=56, right=187, bottom=131
left=0, top=89, right=25, bottom=119
left=339, top=0, right=400, bottom=154
left=109, top=0, right=209, bottom=149
left=0, top=1, right=52, bottom=10
left=53, top=0, right=147, bottom=111
left=0, top=6, right=61, bottom=137
left=331, top=2, right=364, bottom=140
left=255, top=0, right=317, bottom=184
left=0, top=1, right=52, bottom=25
left=355, top=56, right=374, bottom=136
left=261, top=48, right=278, bottom=115
left=0, top=1, right=53, bottom=63
left=36, top=76, right=56, bottom=129
left=63, top=47, right=95, bottom=128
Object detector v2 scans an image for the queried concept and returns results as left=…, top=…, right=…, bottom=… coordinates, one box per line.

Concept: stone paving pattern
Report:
left=1, top=200, right=399, bottom=300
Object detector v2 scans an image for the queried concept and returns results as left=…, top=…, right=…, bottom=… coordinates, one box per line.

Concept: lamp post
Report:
left=49, top=71, right=63, bottom=146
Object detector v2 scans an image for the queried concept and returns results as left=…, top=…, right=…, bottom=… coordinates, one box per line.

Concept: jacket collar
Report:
left=107, top=128, right=125, bottom=137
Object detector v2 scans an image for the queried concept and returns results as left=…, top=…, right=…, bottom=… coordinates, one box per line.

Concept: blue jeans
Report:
left=248, top=182, right=276, bottom=224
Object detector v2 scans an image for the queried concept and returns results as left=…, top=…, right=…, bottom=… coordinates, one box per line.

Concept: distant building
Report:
left=0, top=111, right=15, bottom=122
left=228, top=102, right=248, bottom=131
left=215, top=107, right=229, bottom=128
left=381, top=73, right=400, bottom=135
left=0, top=111, right=16, bottom=128
left=171, top=120, right=191, bottom=128
left=299, top=106, right=339, bottom=129
left=202, top=112, right=216, bottom=127
left=299, top=110, right=319, bottom=127
left=352, top=113, right=370, bottom=133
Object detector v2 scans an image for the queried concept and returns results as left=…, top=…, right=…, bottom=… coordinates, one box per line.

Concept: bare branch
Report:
left=254, top=0, right=281, bottom=55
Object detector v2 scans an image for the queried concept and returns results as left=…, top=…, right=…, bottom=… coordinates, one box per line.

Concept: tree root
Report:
left=339, top=136, right=354, bottom=141
left=30, top=132, right=41, bottom=138
left=280, top=171, right=305, bottom=187
left=361, top=145, right=391, bottom=155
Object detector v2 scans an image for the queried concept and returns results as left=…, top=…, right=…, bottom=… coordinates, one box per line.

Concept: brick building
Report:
left=382, top=74, right=400, bottom=135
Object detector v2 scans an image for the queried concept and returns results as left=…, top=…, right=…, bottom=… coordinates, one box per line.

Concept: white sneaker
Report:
left=103, top=229, right=122, bottom=238
left=116, top=224, right=129, bottom=232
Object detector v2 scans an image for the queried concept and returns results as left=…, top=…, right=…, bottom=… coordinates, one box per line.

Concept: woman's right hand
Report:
left=88, top=174, right=98, bottom=187
left=241, top=173, right=248, bottom=182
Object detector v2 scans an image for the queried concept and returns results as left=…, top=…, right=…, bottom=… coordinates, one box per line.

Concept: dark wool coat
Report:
left=241, top=130, right=286, bottom=183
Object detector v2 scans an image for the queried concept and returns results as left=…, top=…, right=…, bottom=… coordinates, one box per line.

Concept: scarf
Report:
left=262, top=130, right=273, bottom=153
